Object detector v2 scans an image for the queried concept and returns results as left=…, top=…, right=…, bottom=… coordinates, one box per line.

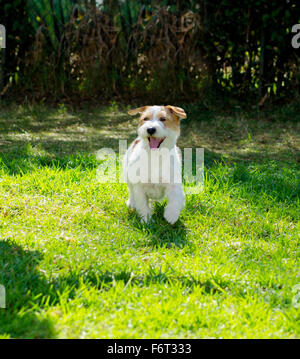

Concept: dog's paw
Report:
left=164, top=206, right=180, bottom=225
left=140, top=216, right=152, bottom=224
left=140, top=209, right=153, bottom=224
left=126, top=199, right=135, bottom=209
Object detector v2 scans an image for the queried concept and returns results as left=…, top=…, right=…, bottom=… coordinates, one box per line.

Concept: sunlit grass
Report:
left=0, top=103, right=299, bottom=338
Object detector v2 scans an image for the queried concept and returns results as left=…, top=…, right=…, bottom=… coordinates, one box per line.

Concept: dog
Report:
left=123, top=105, right=186, bottom=224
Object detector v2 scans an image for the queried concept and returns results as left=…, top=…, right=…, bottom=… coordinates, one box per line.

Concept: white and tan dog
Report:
left=123, top=105, right=186, bottom=224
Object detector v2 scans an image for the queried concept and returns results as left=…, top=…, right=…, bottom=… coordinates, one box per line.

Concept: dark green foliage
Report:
left=0, top=0, right=33, bottom=90
left=1, top=0, right=300, bottom=103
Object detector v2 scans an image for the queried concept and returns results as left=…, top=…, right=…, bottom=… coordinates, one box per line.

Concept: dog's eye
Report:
left=143, top=117, right=150, bottom=121
left=159, top=117, right=166, bottom=122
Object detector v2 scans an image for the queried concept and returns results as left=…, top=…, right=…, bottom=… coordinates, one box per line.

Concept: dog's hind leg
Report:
left=132, top=185, right=152, bottom=223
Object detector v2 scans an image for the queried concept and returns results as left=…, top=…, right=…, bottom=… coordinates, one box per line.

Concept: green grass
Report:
left=0, top=103, right=299, bottom=338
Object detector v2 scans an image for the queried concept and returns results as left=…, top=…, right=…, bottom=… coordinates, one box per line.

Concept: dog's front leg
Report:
left=132, top=185, right=152, bottom=223
left=126, top=183, right=136, bottom=209
left=164, top=185, right=185, bottom=225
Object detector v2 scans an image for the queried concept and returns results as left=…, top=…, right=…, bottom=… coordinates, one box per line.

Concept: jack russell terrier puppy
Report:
left=124, top=105, right=186, bottom=224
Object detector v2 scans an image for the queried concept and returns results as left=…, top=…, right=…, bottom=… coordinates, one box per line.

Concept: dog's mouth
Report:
left=148, top=137, right=165, bottom=150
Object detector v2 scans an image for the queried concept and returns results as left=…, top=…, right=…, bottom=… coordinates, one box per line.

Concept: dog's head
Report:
left=128, top=105, right=186, bottom=150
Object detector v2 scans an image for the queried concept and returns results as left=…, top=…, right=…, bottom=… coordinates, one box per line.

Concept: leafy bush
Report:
left=0, top=0, right=33, bottom=92
left=1, top=0, right=300, bottom=103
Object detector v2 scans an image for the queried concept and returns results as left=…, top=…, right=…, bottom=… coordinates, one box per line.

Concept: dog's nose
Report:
left=147, top=127, right=156, bottom=135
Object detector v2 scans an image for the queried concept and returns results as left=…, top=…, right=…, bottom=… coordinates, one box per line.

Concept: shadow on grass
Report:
left=0, top=104, right=299, bottom=210
left=0, top=240, right=56, bottom=338
left=0, top=141, right=299, bottom=208
left=127, top=202, right=189, bottom=248
left=212, top=160, right=300, bottom=204
left=82, top=269, right=225, bottom=296
left=0, top=145, right=99, bottom=176
left=0, top=239, right=224, bottom=339
left=0, top=105, right=130, bottom=134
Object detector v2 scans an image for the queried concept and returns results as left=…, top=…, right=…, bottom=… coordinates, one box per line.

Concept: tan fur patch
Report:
left=138, top=116, right=146, bottom=128
left=163, top=109, right=180, bottom=133
left=132, top=139, right=140, bottom=150
left=128, top=106, right=149, bottom=116
left=166, top=105, right=187, bottom=119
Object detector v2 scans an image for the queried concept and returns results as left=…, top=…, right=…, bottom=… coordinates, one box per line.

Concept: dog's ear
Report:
left=128, top=106, right=149, bottom=116
left=166, top=106, right=187, bottom=119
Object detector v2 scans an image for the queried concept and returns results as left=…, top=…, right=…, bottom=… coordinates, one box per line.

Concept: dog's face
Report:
left=128, top=105, right=186, bottom=150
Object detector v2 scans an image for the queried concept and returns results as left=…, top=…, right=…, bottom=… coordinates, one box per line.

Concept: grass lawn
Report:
left=0, top=102, right=299, bottom=338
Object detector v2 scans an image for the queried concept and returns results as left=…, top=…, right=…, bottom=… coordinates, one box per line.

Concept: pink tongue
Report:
left=149, top=138, right=162, bottom=149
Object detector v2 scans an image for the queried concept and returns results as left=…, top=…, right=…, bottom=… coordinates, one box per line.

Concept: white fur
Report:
left=124, top=106, right=185, bottom=224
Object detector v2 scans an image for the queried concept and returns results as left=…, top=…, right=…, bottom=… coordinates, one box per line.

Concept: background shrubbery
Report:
left=0, top=0, right=299, bottom=103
